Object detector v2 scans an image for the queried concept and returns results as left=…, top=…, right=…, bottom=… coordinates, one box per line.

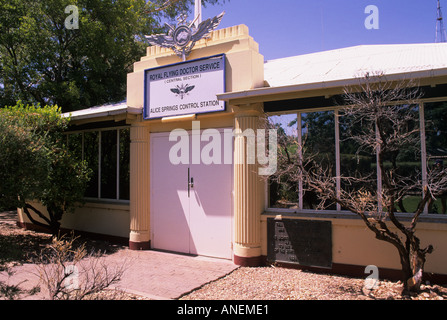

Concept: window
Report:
left=268, top=100, right=447, bottom=216
left=301, top=111, right=336, bottom=210
left=390, top=105, right=422, bottom=213
left=101, top=130, right=117, bottom=199
left=339, top=112, right=377, bottom=209
left=424, top=101, right=447, bottom=214
left=268, top=111, right=338, bottom=210
left=119, top=128, right=130, bottom=201
left=68, top=127, right=130, bottom=201
left=84, top=131, right=99, bottom=198
left=268, top=114, right=299, bottom=209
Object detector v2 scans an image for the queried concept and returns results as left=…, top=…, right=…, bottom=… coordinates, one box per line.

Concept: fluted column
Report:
left=129, top=121, right=150, bottom=250
left=233, top=104, right=263, bottom=266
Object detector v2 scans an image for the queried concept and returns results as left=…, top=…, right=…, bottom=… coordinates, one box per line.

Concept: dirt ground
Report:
left=1, top=211, right=447, bottom=300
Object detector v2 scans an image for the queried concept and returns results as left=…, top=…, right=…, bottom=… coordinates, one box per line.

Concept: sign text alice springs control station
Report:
left=144, top=54, right=225, bottom=119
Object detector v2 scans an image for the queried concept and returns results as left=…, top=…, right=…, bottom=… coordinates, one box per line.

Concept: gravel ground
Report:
left=2, top=211, right=447, bottom=300
left=180, top=266, right=447, bottom=300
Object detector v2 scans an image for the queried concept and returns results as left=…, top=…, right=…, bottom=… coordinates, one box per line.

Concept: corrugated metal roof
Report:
left=264, top=43, right=447, bottom=88
left=65, top=43, right=447, bottom=115
left=62, top=100, right=141, bottom=121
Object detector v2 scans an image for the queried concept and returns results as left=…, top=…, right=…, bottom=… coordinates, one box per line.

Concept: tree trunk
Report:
left=47, top=207, right=63, bottom=237
left=396, top=236, right=433, bottom=293
left=395, top=246, right=413, bottom=290
left=49, top=219, right=61, bottom=238
left=406, top=241, right=433, bottom=292
left=407, top=254, right=424, bottom=292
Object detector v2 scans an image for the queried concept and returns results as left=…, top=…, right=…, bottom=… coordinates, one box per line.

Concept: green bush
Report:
left=0, top=102, right=91, bottom=235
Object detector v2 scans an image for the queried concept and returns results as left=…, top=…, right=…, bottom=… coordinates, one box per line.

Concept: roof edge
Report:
left=62, top=102, right=142, bottom=121
left=217, top=67, right=447, bottom=102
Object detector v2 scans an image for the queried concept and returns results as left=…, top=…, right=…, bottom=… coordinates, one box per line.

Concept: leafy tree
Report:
left=0, top=0, right=224, bottom=112
left=0, top=108, right=50, bottom=211
left=0, top=102, right=91, bottom=235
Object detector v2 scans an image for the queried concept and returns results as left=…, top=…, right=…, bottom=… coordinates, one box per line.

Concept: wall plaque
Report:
left=267, top=218, right=332, bottom=268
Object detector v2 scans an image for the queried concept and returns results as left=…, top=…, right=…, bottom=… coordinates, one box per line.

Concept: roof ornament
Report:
left=145, top=11, right=225, bottom=61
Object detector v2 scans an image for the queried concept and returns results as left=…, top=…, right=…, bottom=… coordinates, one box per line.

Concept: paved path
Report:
left=1, top=247, right=238, bottom=300
left=106, top=249, right=239, bottom=300
left=0, top=211, right=239, bottom=300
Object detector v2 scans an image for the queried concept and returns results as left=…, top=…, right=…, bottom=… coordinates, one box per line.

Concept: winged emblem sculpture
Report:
left=171, top=83, right=195, bottom=99
left=145, top=11, right=225, bottom=61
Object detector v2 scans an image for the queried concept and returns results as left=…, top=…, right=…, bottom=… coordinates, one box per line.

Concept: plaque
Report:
left=267, top=218, right=332, bottom=268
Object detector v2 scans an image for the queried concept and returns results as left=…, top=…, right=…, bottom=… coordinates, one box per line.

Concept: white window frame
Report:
left=266, top=97, right=447, bottom=219
left=67, top=126, right=130, bottom=203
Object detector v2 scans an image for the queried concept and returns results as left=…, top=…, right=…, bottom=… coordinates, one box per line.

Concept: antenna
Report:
left=436, top=0, right=447, bottom=42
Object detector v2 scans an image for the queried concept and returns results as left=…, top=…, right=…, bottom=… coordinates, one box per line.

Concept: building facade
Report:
left=18, top=24, right=447, bottom=283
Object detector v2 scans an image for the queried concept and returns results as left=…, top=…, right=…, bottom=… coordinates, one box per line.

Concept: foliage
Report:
left=0, top=102, right=91, bottom=235
left=0, top=0, right=225, bottom=112
left=0, top=102, right=63, bottom=210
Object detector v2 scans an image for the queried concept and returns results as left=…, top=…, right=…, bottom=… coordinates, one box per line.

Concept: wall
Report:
left=17, top=201, right=130, bottom=241
left=261, top=211, right=447, bottom=280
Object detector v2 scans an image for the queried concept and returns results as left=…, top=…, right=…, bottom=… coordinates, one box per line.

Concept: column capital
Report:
left=232, top=103, right=263, bottom=118
left=130, top=122, right=150, bottom=142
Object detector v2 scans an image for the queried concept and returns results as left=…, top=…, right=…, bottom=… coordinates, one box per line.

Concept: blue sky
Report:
left=196, top=0, right=446, bottom=61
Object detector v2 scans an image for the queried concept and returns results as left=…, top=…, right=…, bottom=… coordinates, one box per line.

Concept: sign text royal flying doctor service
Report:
left=144, top=54, right=225, bottom=119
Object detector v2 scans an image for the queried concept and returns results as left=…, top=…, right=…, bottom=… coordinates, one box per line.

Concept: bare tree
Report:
left=268, top=73, right=447, bottom=293
left=35, top=234, right=129, bottom=300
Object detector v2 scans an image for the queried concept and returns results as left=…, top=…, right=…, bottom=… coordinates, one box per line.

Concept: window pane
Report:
left=268, top=114, right=299, bottom=208
left=84, top=131, right=99, bottom=198
left=339, top=113, right=377, bottom=208
left=301, top=111, right=336, bottom=210
left=425, top=101, right=447, bottom=214
left=340, top=105, right=421, bottom=214
left=101, top=130, right=117, bottom=199
left=390, top=105, right=421, bottom=213
left=119, top=128, right=130, bottom=200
